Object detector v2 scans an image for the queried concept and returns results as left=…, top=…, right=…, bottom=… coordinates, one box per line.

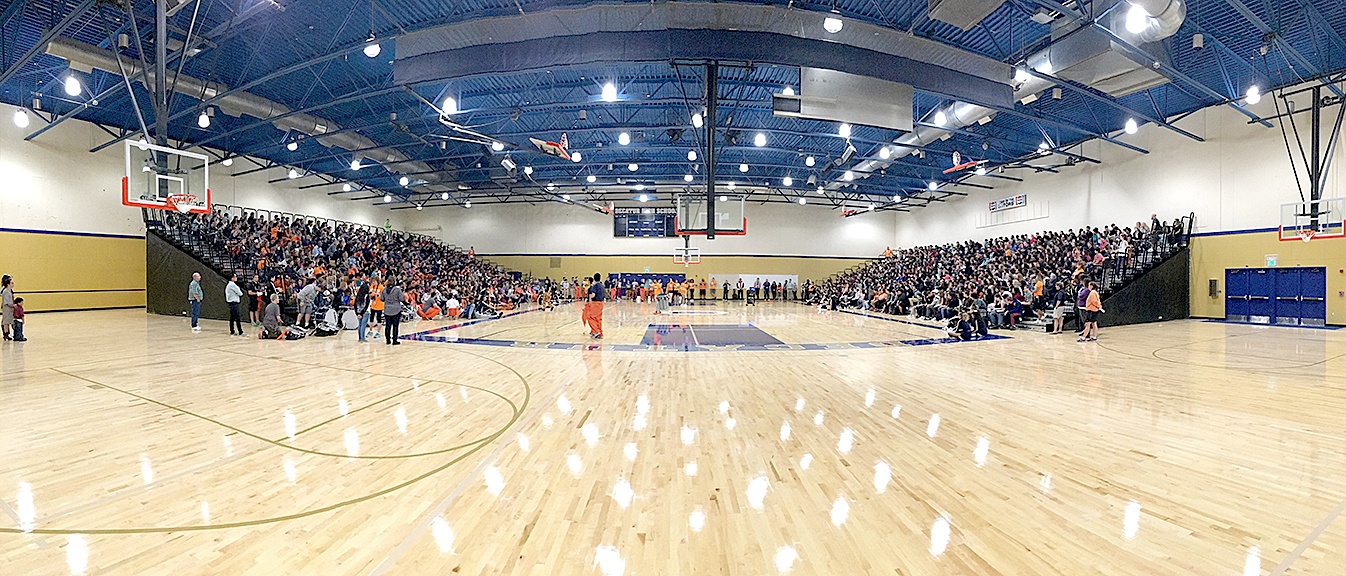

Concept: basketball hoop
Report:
left=1299, top=228, right=1316, bottom=243
left=165, top=193, right=198, bottom=214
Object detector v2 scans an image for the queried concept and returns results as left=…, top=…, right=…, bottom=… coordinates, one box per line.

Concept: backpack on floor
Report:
left=284, top=326, right=308, bottom=340
left=312, top=321, right=339, bottom=337
left=341, top=309, right=359, bottom=330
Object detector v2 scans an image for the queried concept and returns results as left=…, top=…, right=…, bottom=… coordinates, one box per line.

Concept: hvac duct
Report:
left=835, top=0, right=1186, bottom=193
left=44, top=37, right=434, bottom=180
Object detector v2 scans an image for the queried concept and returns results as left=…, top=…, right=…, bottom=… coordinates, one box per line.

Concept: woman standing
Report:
left=354, top=275, right=371, bottom=343
left=1, top=274, right=14, bottom=341
left=382, top=276, right=404, bottom=345
left=1079, top=281, right=1103, bottom=342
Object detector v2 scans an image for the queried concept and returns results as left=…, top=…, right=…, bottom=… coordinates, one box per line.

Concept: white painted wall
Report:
left=892, top=93, right=1339, bottom=247
left=0, top=103, right=388, bottom=236
left=398, top=201, right=896, bottom=257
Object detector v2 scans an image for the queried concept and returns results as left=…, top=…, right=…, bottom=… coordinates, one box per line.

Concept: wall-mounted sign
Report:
left=1266, top=254, right=1278, bottom=267
left=988, top=194, right=1027, bottom=212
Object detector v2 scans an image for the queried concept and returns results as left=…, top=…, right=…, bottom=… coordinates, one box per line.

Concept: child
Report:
left=11, top=297, right=26, bottom=341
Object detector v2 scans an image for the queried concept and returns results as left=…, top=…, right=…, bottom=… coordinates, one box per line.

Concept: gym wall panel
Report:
left=892, top=86, right=1346, bottom=246
left=0, top=229, right=146, bottom=312
left=484, top=254, right=868, bottom=283
left=1189, top=230, right=1346, bottom=325
left=398, top=202, right=897, bottom=259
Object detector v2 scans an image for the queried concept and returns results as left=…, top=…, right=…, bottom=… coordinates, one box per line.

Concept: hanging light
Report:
left=12, top=108, right=29, bottom=128
left=618, top=132, right=631, bottom=146
left=350, top=159, right=361, bottom=170
left=933, top=110, right=948, bottom=126
left=753, top=133, right=766, bottom=147
left=879, top=147, right=891, bottom=160
left=1124, top=118, right=1139, bottom=134
left=816, top=186, right=824, bottom=194
left=1014, top=67, right=1031, bottom=83
left=383, top=194, right=392, bottom=203
left=524, top=166, right=534, bottom=175
left=197, top=110, right=211, bottom=128
left=782, top=86, right=795, bottom=96
left=342, top=183, right=352, bottom=192
left=805, top=156, right=815, bottom=167
left=838, top=123, right=851, bottom=138
left=927, top=181, right=938, bottom=190
left=739, top=163, right=749, bottom=173
left=628, top=163, right=639, bottom=172
left=843, top=170, right=854, bottom=181
left=974, top=166, right=987, bottom=176
left=1245, top=85, right=1262, bottom=105
left=1125, top=3, right=1150, bottom=34
left=546, top=182, right=556, bottom=191
left=638, top=194, right=649, bottom=203
left=363, top=34, right=381, bottom=58
left=1038, top=141, right=1050, bottom=150
left=441, top=192, right=449, bottom=200
left=221, top=157, right=233, bottom=167
left=63, top=75, right=81, bottom=96
left=442, top=96, right=457, bottom=115
left=719, top=195, right=728, bottom=202
left=491, top=141, right=504, bottom=152
left=691, top=112, right=703, bottom=128
left=602, top=82, right=618, bottom=102
left=464, top=200, right=472, bottom=208
left=823, top=12, right=843, bottom=33
left=561, top=193, right=571, bottom=200
left=399, top=176, right=410, bottom=186
left=688, top=150, right=697, bottom=161
left=684, top=174, right=694, bottom=182
left=571, top=151, right=582, bottom=162
left=798, top=197, right=806, bottom=205
left=727, top=182, right=736, bottom=190
left=634, top=184, right=645, bottom=190
left=892, top=195, right=900, bottom=202
left=288, top=169, right=299, bottom=179
left=587, top=174, right=597, bottom=183
left=782, top=176, right=793, bottom=186
left=286, top=140, right=298, bottom=151
left=416, top=204, right=423, bottom=211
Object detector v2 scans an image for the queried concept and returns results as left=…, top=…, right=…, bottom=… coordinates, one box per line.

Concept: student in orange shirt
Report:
left=582, top=273, right=605, bottom=338
left=1079, top=281, right=1103, bottom=342
left=698, top=278, right=708, bottom=300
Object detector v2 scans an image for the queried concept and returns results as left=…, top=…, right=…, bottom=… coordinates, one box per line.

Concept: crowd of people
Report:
left=163, top=210, right=553, bottom=340
left=808, top=215, right=1187, bottom=342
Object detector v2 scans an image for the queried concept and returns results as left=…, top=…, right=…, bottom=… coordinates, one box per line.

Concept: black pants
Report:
left=385, top=314, right=401, bottom=344
left=228, top=302, right=244, bottom=334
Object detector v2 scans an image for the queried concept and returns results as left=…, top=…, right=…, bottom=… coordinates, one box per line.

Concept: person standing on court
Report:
left=225, top=273, right=245, bottom=336
left=1079, top=281, right=1104, bottom=342
left=188, top=272, right=204, bottom=332
left=354, top=275, right=372, bottom=343
left=584, top=273, right=605, bottom=339
left=2, top=274, right=15, bottom=341
left=382, top=276, right=404, bottom=345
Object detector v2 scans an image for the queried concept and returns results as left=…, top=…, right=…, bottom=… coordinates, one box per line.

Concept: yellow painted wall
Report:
left=1189, top=230, right=1346, bottom=325
left=484, top=254, right=868, bottom=284
left=0, top=229, right=146, bottom=312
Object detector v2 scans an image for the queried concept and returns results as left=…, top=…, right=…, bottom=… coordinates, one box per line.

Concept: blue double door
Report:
left=1225, top=267, right=1327, bottom=326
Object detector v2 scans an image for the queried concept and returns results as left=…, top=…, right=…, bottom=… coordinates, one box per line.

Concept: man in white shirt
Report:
left=225, top=273, right=245, bottom=336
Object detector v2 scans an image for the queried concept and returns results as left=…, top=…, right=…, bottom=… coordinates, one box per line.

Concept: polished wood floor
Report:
left=2, top=303, right=1345, bottom=575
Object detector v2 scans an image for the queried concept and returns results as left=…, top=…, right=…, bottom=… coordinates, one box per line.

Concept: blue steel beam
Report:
left=0, top=0, right=96, bottom=86
left=1221, top=0, right=1345, bottom=98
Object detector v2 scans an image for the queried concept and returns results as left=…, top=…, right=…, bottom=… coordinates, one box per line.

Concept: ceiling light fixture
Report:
left=442, top=96, right=457, bottom=115
left=805, top=156, right=815, bottom=167
left=839, top=123, right=851, bottom=138
left=1124, top=118, right=1139, bottom=134
left=628, top=162, right=638, bottom=172
left=618, top=132, right=631, bottom=146
left=739, top=163, right=749, bottom=173
left=823, top=12, right=843, bottom=33
left=63, top=75, right=81, bottom=96
left=753, top=133, right=766, bottom=147
left=601, top=81, right=618, bottom=102
left=363, top=35, right=381, bottom=58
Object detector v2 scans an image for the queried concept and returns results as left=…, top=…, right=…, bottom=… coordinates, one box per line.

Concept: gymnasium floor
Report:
left=1, top=303, right=1345, bottom=575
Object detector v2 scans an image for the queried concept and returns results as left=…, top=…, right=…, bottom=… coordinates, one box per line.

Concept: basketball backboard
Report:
left=673, top=246, right=701, bottom=266
left=123, top=140, right=211, bottom=214
left=675, top=194, right=746, bottom=236
left=1279, top=198, right=1344, bottom=242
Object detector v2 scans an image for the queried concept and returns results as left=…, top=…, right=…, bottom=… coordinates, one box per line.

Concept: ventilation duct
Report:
left=927, top=0, right=1009, bottom=31
left=44, top=37, right=435, bottom=180
left=836, top=0, right=1186, bottom=195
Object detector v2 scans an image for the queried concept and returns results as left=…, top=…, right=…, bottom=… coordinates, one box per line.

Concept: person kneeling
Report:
left=261, top=294, right=285, bottom=339
left=945, top=314, right=974, bottom=341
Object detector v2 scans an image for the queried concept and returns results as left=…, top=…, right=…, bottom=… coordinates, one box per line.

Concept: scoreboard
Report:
left=613, top=207, right=677, bottom=238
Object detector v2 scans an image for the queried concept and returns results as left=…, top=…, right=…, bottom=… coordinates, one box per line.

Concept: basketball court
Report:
left=3, top=0, right=1346, bottom=574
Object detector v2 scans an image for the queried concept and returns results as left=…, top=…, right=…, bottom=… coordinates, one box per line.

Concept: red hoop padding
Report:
left=122, top=176, right=212, bottom=214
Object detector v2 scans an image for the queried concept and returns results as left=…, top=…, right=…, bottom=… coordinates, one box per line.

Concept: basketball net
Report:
left=165, top=193, right=197, bottom=214
left=1298, top=228, right=1316, bottom=243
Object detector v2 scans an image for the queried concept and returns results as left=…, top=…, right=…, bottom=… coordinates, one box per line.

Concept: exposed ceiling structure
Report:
left=2, top=0, right=1345, bottom=215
